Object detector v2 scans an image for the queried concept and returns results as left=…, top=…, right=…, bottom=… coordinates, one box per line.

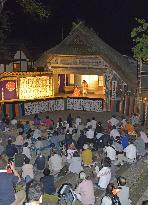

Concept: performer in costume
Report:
left=82, top=80, right=88, bottom=96
left=72, top=86, right=81, bottom=97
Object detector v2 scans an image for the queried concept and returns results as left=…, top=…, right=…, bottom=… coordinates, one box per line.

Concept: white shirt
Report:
left=97, top=167, right=111, bottom=189
left=86, top=122, right=92, bottom=128
left=22, top=164, right=34, bottom=179
left=107, top=117, right=119, bottom=126
left=48, top=154, right=63, bottom=173
left=124, top=144, right=136, bottom=159
left=86, top=129, right=94, bottom=139
left=91, top=120, right=97, bottom=130
left=22, top=147, right=31, bottom=159
left=101, top=196, right=112, bottom=205
left=11, top=119, right=17, bottom=126
left=32, top=129, right=41, bottom=139
left=110, top=129, right=120, bottom=139
left=75, top=118, right=82, bottom=126
left=96, top=133, right=103, bottom=140
left=104, top=146, right=116, bottom=161
left=117, top=186, right=131, bottom=205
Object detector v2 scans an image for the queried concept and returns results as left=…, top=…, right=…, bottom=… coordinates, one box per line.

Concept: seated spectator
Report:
left=75, top=171, right=95, bottom=205
left=26, top=181, right=43, bottom=205
left=11, top=117, right=17, bottom=126
left=134, top=135, right=146, bottom=157
left=64, top=132, right=75, bottom=149
left=6, top=138, right=18, bottom=158
left=139, top=130, right=148, bottom=148
left=33, top=114, right=41, bottom=126
left=101, top=183, right=120, bottom=205
left=91, top=117, right=97, bottom=130
left=68, top=151, right=83, bottom=174
left=81, top=144, right=93, bottom=167
left=95, top=158, right=111, bottom=189
left=113, top=136, right=123, bottom=154
left=117, top=176, right=132, bottom=205
left=86, top=126, right=94, bottom=143
left=86, top=118, right=91, bottom=128
left=124, top=121, right=135, bottom=134
left=34, top=152, right=45, bottom=171
left=95, top=131, right=104, bottom=148
left=22, top=142, right=31, bottom=159
left=120, top=130, right=129, bottom=149
left=77, top=130, right=86, bottom=150
left=40, top=168, right=55, bottom=195
left=130, top=113, right=140, bottom=126
left=34, top=137, right=43, bottom=154
left=110, top=125, right=120, bottom=140
left=0, top=119, right=7, bottom=132
left=67, top=142, right=77, bottom=160
left=24, top=121, right=31, bottom=134
left=32, top=127, right=42, bottom=141
left=48, top=150, right=63, bottom=175
left=4, top=114, right=10, bottom=125
left=15, top=134, right=24, bottom=147
left=43, top=116, right=53, bottom=128
left=75, top=116, right=82, bottom=128
left=22, top=157, right=34, bottom=183
left=103, top=140, right=116, bottom=162
left=101, top=129, right=111, bottom=148
left=17, top=120, right=24, bottom=134
left=0, top=138, right=4, bottom=156
left=107, top=115, right=119, bottom=128
left=56, top=117, right=64, bottom=134
left=67, top=113, right=73, bottom=125
left=95, top=121, right=103, bottom=134
left=120, top=115, right=127, bottom=129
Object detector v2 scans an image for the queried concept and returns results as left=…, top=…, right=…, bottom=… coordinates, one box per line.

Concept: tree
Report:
left=131, top=18, right=148, bottom=62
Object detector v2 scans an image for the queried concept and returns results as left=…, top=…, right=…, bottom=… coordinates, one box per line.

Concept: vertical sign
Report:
left=112, top=81, right=117, bottom=99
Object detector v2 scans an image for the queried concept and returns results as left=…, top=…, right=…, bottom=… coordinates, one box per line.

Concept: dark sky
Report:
left=5, top=0, right=148, bottom=56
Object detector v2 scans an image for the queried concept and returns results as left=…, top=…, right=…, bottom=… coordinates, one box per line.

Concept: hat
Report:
left=83, top=144, right=89, bottom=150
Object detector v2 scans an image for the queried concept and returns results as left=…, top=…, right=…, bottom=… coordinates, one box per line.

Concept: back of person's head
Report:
left=43, top=168, right=50, bottom=176
left=142, top=201, right=148, bottom=205
left=24, top=157, right=30, bottom=164
left=7, top=139, right=12, bottom=145
left=28, top=181, right=42, bottom=202
left=87, top=118, right=90, bottom=122
left=117, top=176, right=127, bottom=186
left=46, top=116, right=49, bottom=119
left=23, top=142, right=29, bottom=147
left=108, top=139, right=113, bottom=146
left=112, top=125, right=116, bottom=129
left=102, top=157, right=111, bottom=167
left=38, top=137, right=42, bottom=141
left=112, top=115, right=116, bottom=118
left=79, top=171, right=86, bottom=180
left=92, top=117, right=95, bottom=120
left=106, top=183, right=115, bottom=197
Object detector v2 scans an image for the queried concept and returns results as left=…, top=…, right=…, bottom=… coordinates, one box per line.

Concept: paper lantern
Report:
left=6, top=81, right=16, bottom=91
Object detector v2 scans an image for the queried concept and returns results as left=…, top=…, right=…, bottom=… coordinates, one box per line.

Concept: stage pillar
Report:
left=53, top=74, right=59, bottom=95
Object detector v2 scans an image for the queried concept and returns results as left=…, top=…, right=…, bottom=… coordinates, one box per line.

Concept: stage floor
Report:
left=55, top=92, right=105, bottom=99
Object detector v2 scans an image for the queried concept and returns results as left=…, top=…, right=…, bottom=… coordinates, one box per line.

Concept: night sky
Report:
left=5, top=0, right=148, bottom=56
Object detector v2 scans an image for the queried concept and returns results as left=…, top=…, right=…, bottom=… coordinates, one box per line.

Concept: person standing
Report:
left=82, top=80, right=88, bottom=96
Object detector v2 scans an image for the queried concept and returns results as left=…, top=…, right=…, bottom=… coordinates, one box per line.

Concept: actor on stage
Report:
left=82, top=80, right=88, bottom=96
left=73, top=86, right=81, bottom=97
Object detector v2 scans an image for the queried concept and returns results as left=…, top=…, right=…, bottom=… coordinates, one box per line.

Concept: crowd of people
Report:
left=0, top=112, right=148, bottom=205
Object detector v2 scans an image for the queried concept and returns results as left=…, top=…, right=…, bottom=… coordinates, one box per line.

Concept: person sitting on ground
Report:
left=25, top=181, right=43, bottom=205
left=120, top=116, right=127, bottom=129
left=67, top=142, right=77, bottom=160
left=110, top=125, right=120, bottom=140
left=81, top=144, right=93, bottom=167
left=113, top=136, right=123, bottom=155
left=95, top=121, right=103, bottom=133
left=91, top=117, right=97, bottom=130
left=17, top=120, right=24, bottom=134
left=11, top=117, right=18, bottom=127
left=107, top=115, right=120, bottom=129
left=134, top=134, right=146, bottom=157
left=34, top=152, right=45, bottom=171
left=75, top=116, right=82, bottom=129
left=48, top=149, right=63, bottom=175
left=24, top=121, right=31, bottom=134
left=40, top=168, right=55, bottom=195
left=15, top=134, right=24, bottom=147
left=75, top=171, right=95, bottom=205
left=43, top=116, right=53, bottom=128
left=86, top=125, right=94, bottom=144
left=139, top=130, right=148, bottom=148
left=101, top=129, right=111, bottom=148
left=64, top=132, right=75, bottom=149
left=6, top=138, right=18, bottom=159
left=56, top=117, right=64, bottom=134
left=130, top=113, right=140, bottom=126
left=120, top=130, right=129, bottom=149
left=95, top=157, right=111, bottom=189
left=103, top=140, right=116, bottom=162
left=34, top=137, right=43, bottom=154
left=68, top=151, right=83, bottom=174
left=101, top=183, right=121, bottom=205
left=117, top=176, right=131, bottom=205
left=32, top=127, right=42, bottom=141
left=67, top=113, right=73, bottom=125
left=22, top=142, right=31, bottom=159
left=33, top=114, right=41, bottom=126
left=77, top=130, right=87, bottom=150
left=4, top=114, right=10, bottom=125
left=86, top=118, right=91, bottom=129
left=22, top=157, right=34, bottom=183
left=124, top=120, right=135, bottom=135
left=123, top=141, right=137, bottom=163
left=95, top=130, right=104, bottom=148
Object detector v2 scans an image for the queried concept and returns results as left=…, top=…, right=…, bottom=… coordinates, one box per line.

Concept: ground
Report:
left=1, top=110, right=148, bottom=205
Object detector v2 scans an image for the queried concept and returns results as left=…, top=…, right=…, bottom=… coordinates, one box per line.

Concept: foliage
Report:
left=131, top=18, right=148, bottom=62
left=16, top=0, right=50, bottom=19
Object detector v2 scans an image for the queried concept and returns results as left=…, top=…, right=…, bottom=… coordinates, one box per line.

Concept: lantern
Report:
left=6, top=81, right=16, bottom=91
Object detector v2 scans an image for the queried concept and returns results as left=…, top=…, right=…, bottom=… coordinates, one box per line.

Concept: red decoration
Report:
left=6, top=81, right=16, bottom=91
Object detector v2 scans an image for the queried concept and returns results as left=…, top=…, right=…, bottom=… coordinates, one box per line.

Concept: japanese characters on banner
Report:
left=24, top=99, right=64, bottom=115
left=67, top=98, right=103, bottom=112
left=111, top=81, right=117, bottom=99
